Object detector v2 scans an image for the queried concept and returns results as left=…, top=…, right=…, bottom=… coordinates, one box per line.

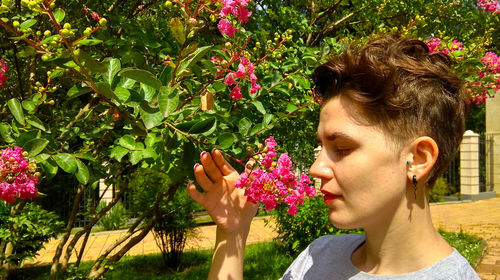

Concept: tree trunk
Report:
left=49, top=184, right=85, bottom=280
left=87, top=183, right=179, bottom=279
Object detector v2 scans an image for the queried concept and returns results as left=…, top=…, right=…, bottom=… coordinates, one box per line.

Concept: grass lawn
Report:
left=12, top=230, right=484, bottom=279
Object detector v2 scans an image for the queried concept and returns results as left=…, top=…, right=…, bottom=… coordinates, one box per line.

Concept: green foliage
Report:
left=96, top=202, right=129, bottom=231
left=440, top=229, right=484, bottom=268
left=272, top=196, right=363, bottom=257
left=0, top=202, right=64, bottom=266
left=429, top=177, right=451, bottom=203
left=153, top=188, right=198, bottom=270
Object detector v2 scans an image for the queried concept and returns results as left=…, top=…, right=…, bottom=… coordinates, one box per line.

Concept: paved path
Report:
left=29, top=198, right=500, bottom=279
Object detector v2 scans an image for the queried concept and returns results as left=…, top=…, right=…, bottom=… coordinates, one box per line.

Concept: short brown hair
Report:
left=312, top=34, right=469, bottom=187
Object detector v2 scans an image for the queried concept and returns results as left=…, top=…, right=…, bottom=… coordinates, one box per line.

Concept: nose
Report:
left=309, top=147, right=333, bottom=181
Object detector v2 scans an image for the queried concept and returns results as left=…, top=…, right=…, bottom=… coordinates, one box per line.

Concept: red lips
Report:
left=321, top=190, right=341, bottom=203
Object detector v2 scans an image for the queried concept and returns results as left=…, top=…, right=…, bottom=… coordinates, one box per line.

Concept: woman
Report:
left=187, top=34, right=480, bottom=279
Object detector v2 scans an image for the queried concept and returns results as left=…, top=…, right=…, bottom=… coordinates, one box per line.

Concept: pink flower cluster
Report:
left=212, top=54, right=261, bottom=100
left=0, top=147, right=39, bottom=203
left=235, top=137, right=316, bottom=216
left=477, top=0, right=500, bottom=13
left=425, top=38, right=463, bottom=55
left=468, top=52, right=500, bottom=104
left=217, top=0, right=252, bottom=37
left=0, top=60, right=7, bottom=88
left=482, top=52, right=500, bottom=74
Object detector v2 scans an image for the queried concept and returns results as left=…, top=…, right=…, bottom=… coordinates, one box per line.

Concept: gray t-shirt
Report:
left=281, top=234, right=480, bottom=280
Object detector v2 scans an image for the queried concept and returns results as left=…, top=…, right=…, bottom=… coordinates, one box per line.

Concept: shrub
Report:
left=272, top=196, right=363, bottom=257
left=429, top=177, right=450, bottom=202
left=0, top=202, right=64, bottom=266
left=96, top=202, right=128, bottom=231
left=153, top=188, right=197, bottom=270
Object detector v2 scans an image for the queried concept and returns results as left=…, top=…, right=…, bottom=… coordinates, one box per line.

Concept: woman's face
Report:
left=309, top=96, right=410, bottom=230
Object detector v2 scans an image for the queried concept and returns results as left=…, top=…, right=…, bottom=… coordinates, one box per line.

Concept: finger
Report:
left=212, top=149, right=237, bottom=176
left=187, top=183, right=206, bottom=206
left=244, top=158, right=256, bottom=175
left=200, top=151, right=223, bottom=182
left=194, top=163, right=214, bottom=192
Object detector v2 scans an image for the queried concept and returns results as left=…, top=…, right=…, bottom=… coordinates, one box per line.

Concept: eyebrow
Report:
left=317, top=132, right=354, bottom=142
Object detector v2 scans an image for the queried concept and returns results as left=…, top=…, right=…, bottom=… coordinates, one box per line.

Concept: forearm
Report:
left=208, top=225, right=250, bottom=280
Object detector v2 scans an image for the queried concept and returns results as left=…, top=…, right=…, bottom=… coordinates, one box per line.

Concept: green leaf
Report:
left=19, top=19, right=37, bottom=31
left=114, top=87, right=131, bottom=103
left=78, top=50, right=108, bottom=73
left=67, top=86, right=92, bottom=99
left=158, top=85, right=179, bottom=117
left=238, top=118, right=252, bottom=136
left=129, top=151, right=143, bottom=165
left=110, top=146, right=129, bottom=162
left=107, top=58, right=121, bottom=86
left=159, top=66, right=173, bottom=86
left=22, top=100, right=35, bottom=112
left=217, top=133, right=234, bottom=149
left=118, top=135, right=143, bottom=150
left=286, top=103, right=298, bottom=113
left=252, top=100, right=266, bottom=115
left=53, top=9, right=66, bottom=23
left=0, top=123, right=15, bottom=143
left=8, top=98, right=25, bottom=125
left=22, top=138, right=49, bottom=157
left=119, top=68, right=162, bottom=90
left=75, top=159, right=90, bottom=184
left=189, top=118, right=216, bottom=135
left=52, top=153, right=78, bottom=174
left=177, top=46, right=212, bottom=74
left=175, top=120, right=198, bottom=132
left=34, top=153, right=50, bottom=163
left=139, top=101, right=163, bottom=129
left=27, top=116, right=46, bottom=131
left=73, top=39, right=103, bottom=46
left=169, top=18, right=185, bottom=45
left=96, top=83, right=121, bottom=103
left=41, top=159, right=58, bottom=179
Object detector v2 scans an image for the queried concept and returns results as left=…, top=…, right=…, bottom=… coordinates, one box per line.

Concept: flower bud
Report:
left=164, top=0, right=172, bottom=8
left=225, top=42, right=232, bottom=48
left=12, top=20, right=19, bottom=28
left=63, top=22, right=71, bottom=29
left=253, top=155, right=260, bottom=160
left=257, top=143, right=263, bottom=150
left=99, top=18, right=107, bottom=26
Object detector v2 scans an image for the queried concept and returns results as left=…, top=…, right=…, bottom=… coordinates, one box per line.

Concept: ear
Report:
left=406, top=136, right=439, bottom=182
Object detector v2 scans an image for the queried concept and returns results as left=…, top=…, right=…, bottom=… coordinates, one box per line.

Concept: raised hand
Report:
left=187, top=149, right=258, bottom=235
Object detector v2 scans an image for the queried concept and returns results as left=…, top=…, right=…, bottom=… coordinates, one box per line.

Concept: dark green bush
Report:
left=0, top=202, right=64, bottom=266
left=272, top=196, right=363, bottom=257
left=128, top=169, right=197, bottom=270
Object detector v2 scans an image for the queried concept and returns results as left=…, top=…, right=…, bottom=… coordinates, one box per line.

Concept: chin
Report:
left=328, top=209, right=362, bottom=230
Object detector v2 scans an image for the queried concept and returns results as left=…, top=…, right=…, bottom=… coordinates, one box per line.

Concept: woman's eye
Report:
left=335, top=148, right=352, bottom=155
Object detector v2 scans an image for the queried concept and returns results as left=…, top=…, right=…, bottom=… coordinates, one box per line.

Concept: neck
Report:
left=352, top=194, right=453, bottom=275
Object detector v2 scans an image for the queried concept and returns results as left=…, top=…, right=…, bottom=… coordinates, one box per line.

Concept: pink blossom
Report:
left=451, top=40, right=463, bottom=51
left=217, top=18, right=237, bottom=37
left=235, top=63, right=246, bottom=78
left=224, top=73, right=236, bottom=86
left=0, top=147, right=40, bottom=203
left=477, top=0, right=500, bottom=12
left=219, top=0, right=252, bottom=23
left=425, top=38, right=441, bottom=53
left=482, top=52, right=500, bottom=74
left=234, top=137, right=316, bottom=215
left=265, top=136, right=277, bottom=151
left=229, top=86, right=242, bottom=100
left=91, top=12, right=101, bottom=21
left=0, top=60, right=7, bottom=89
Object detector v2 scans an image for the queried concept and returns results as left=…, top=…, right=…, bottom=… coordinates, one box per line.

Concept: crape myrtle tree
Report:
left=0, top=0, right=498, bottom=279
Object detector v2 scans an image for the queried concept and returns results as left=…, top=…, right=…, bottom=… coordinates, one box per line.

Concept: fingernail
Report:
left=193, top=163, right=200, bottom=170
left=200, top=151, right=207, bottom=158
left=211, top=148, right=218, bottom=154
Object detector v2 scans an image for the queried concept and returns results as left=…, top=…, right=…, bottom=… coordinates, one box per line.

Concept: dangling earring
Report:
left=412, top=175, right=418, bottom=199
